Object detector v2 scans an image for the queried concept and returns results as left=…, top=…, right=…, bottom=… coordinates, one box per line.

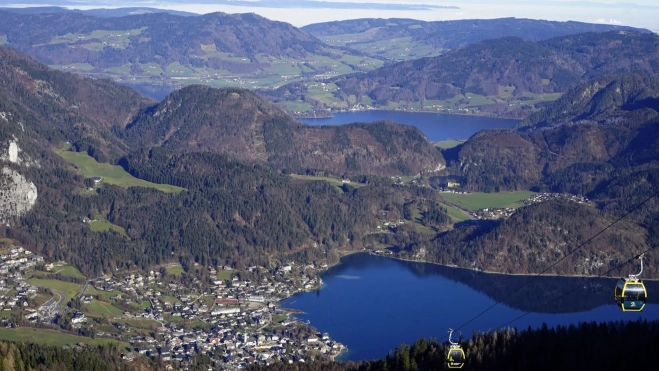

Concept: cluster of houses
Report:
left=126, top=322, right=344, bottom=368
left=0, top=246, right=42, bottom=274
left=472, top=193, right=592, bottom=220
left=472, top=207, right=516, bottom=220
left=0, top=246, right=43, bottom=311
left=377, top=219, right=405, bottom=230
left=0, top=241, right=346, bottom=368
left=522, top=192, right=590, bottom=206
left=73, top=262, right=341, bottom=367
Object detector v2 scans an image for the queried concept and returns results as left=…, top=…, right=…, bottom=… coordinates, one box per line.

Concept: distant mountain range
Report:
left=0, top=6, right=198, bottom=17
left=266, top=31, right=659, bottom=117
left=0, top=9, right=386, bottom=90
left=0, top=8, right=650, bottom=110
left=302, top=17, right=649, bottom=61
left=0, top=1, right=457, bottom=11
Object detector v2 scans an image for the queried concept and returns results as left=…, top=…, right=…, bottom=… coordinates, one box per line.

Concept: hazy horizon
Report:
left=1, top=1, right=658, bottom=32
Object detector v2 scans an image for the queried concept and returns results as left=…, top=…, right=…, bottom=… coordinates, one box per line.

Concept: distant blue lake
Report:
left=123, top=83, right=517, bottom=142
left=121, top=83, right=175, bottom=101
left=298, top=111, right=518, bottom=142
left=280, top=253, right=659, bottom=362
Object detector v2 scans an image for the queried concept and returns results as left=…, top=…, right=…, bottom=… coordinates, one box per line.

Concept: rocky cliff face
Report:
left=0, top=166, right=37, bottom=225
left=0, top=113, right=38, bottom=225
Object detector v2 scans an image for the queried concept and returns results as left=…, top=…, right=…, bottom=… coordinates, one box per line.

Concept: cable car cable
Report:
left=414, top=241, right=658, bottom=370
left=491, top=241, right=658, bottom=332
left=450, top=189, right=658, bottom=334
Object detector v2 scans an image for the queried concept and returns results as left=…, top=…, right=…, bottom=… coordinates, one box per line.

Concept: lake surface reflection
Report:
left=299, top=111, right=518, bottom=142
left=280, top=253, right=659, bottom=362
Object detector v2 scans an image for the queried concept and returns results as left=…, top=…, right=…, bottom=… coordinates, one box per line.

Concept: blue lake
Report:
left=121, top=83, right=175, bottom=101
left=123, top=83, right=518, bottom=143
left=298, top=111, right=518, bottom=142
left=280, top=253, right=659, bottom=362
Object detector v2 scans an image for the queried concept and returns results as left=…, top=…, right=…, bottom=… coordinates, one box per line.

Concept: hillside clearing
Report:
left=54, top=145, right=185, bottom=193
left=28, top=279, right=81, bottom=300
left=86, top=300, right=125, bottom=317
left=440, top=191, right=536, bottom=212
left=0, top=327, right=129, bottom=348
left=88, top=215, right=128, bottom=238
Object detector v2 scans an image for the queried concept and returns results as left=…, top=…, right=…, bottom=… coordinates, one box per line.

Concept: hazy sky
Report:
left=3, top=1, right=658, bottom=31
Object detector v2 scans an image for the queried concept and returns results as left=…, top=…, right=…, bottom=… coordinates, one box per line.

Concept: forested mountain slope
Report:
left=122, top=85, right=444, bottom=176
left=447, top=72, right=659, bottom=194
left=0, top=46, right=152, bottom=161
left=412, top=72, right=659, bottom=277
left=0, top=341, right=144, bottom=370
left=0, top=46, right=450, bottom=276
left=424, top=199, right=652, bottom=277
left=303, top=17, right=647, bottom=60
left=253, top=320, right=659, bottom=371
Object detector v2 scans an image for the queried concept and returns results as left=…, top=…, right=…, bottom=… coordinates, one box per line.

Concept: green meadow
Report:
left=54, top=145, right=184, bottom=193
left=440, top=191, right=536, bottom=212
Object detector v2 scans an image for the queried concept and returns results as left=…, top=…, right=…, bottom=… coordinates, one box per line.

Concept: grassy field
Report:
left=437, top=202, right=471, bottom=222
left=0, top=328, right=130, bottom=348
left=87, top=300, right=125, bottom=317
left=320, top=35, right=441, bottom=61
left=408, top=208, right=436, bottom=235
left=28, top=279, right=81, bottom=300
left=54, top=266, right=86, bottom=279
left=440, top=191, right=536, bottom=212
left=166, top=265, right=185, bottom=276
left=281, top=100, right=314, bottom=113
left=217, top=270, right=233, bottom=281
left=31, top=293, right=53, bottom=308
left=54, top=146, right=184, bottom=193
left=86, top=287, right=123, bottom=299
left=119, top=319, right=162, bottom=330
left=435, top=140, right=466, bottom=149
left=89, top=215, right=128, bottom=238
left=161, top=295, right=181, bottom=304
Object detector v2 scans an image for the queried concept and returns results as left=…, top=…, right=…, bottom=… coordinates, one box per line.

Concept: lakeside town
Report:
left=0, top=242, right=346, bottom=369
left=0, top=188, right=594, bottom=370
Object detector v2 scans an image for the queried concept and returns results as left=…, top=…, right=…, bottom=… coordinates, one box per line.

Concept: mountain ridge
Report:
left=0, top=9, right=385, bottom=90
left=266, top=31, right=659, bottom=117
left=122, top=84, right=445, bottom=176
left=302, top=17, right=650, bottom=60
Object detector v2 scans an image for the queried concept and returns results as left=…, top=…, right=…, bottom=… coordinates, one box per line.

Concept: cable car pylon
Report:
left=614, top=254, right=647, bottom=312
left=446, top=328, right=465, bottom=369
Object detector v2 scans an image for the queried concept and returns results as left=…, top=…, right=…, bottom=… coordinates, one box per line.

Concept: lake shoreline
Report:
left=378, top=253, right=659, bottom=281
left=280, top=252, right=659, bottom=362
left=294, top=107, right=523, bottom=121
